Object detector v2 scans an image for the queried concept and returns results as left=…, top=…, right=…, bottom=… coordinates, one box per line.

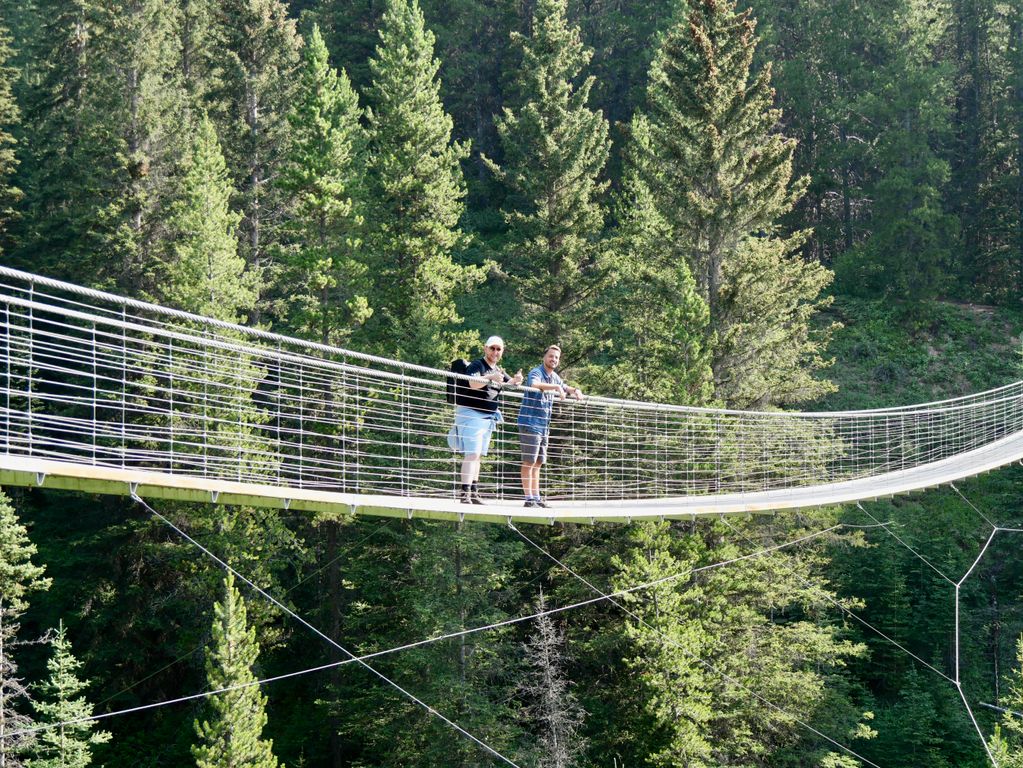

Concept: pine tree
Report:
left=361, top=0, right=485, bottom=365
left=990, top=635, right=1023, bottom=766
left=589, top=119, right=713, bottom=404
left=101, top=0, right=187, bottom=293
left=420, top=0, right=517, bottom=197
left=157, top=114, right=256, bottom=322
left=192, top=572, right=280, bottom=768
left=484, top=0, right=610, bottom=363
left=342, top=521, right=522, bottom=768
left=26, top=622, right=110, bottom=768
left=833, top=0, right=956, bottom=303
left=10, top=0, right=115, bottom=285
left=179, top=0, right=215, bottom=101
left=633, top=0, right=836, bottom=407
left=208, top=0, right=301, bottom=317
left=0, top=491, right=51, bottom=766
left=611, top=522, right=716, bottom=767
left=519, top=589, right=587, bottom=768
left=276, top=24, right=371, bottom=346
left=0, top=23, right=21, bottom=256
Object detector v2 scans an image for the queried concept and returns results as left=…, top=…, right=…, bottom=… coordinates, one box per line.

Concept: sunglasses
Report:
left=487, top=345, right=504, bottom=352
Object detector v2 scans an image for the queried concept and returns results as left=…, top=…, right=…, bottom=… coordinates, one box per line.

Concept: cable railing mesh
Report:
left=1, top=266, right=1022, bottom=507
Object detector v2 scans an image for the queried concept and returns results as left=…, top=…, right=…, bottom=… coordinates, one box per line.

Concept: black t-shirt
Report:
left=462, top=358, right=511, bottom=413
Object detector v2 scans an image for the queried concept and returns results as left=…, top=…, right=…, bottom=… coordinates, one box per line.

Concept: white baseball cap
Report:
left=484, top=335, right=505, bottom=349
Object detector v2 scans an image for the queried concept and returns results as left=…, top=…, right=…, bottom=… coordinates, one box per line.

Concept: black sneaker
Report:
left=470, top=491, right=485, bottom=505
left=460, top=491, right=472, bottom=504
left=523, top=499, right=538, bottom=508
left=535, top=499, right=549, bottom=508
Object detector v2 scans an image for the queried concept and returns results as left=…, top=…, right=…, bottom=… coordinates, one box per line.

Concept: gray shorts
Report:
left=520, top=430, right=548, bottom=464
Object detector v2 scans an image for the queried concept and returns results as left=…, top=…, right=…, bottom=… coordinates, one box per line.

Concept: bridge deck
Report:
left=5, top=427, right=1022, bottom=525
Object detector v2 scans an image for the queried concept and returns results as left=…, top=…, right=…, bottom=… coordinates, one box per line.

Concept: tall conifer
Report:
left=362, top=0, right=484, bottom=365
left=192, top=573, right=279, bottom=768
left=519, top=589, right=587, bottom=768
left=11, top=0, right=113, bottom=285
left=991, top=635, right=1023, bottom=766
left=593, top=119, right=713, bottom=404
left=0, top=24, right=21, bottom=256
left=485, top=0, right=610, bottom=363
left=276, top=24, right=370, bottom=346
left=0, top=492, right=50, bottom=766
left=27, top=622, right=110, bottom=768
left=208, top=0, right=301, bottom=317
left=159, top=114, right=256, bottom=322
left=634, top=0, right=835, bottom=407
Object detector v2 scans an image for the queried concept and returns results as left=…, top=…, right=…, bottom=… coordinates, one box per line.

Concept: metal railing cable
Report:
left=2, top=267, right=1023, bottom=512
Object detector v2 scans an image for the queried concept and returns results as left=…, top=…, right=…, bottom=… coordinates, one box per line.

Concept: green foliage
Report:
left=0, top=491, right=50, bottom=765
left=813, top=297, right=1023, bottom=410
left=991, top=639, right=1023, bottom=765
left=156, top=114, right=256, bottom=322
left=832, top=0, right=956, bottom=302
left=0, top=23, right=21, bottom=254
left=361, top=0, right=485, bottom=365
left=27, top=621, right=111, bottom=768
left=0, top=492, right=49, bottom=614
left=275, top=24, right=371, bottom=346
left=208, top=0, right=301, bottom=299
left=484, top=0, right=610, bottom=364
left=588, top=123, right=712, bottom=404
left=192, top=572, right=280, bottom=768
left=338, top=521, right=523, bottom=768
left=631, top=0, right=836, bottom=407
left=613, top=515, right=869, bottom=768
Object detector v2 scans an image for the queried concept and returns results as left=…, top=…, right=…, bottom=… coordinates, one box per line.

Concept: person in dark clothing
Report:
left=447, top=336, right=523, bottom=503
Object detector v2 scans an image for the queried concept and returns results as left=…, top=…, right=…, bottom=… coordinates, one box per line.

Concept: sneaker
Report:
left=459, top=490, right=472, bottom=504
left=523, top=499, right=538, bottom=508
left=469, top=486, right=485, bottom=505
left=535, top=499, right=549, bottom=508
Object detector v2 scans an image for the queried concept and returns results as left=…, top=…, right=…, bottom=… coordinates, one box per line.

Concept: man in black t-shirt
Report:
left=447, top=335, right=523, bottom=503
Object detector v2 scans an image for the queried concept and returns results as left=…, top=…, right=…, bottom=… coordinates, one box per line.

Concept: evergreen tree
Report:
left=990, top=635, right=1023, bottom=766
left=276, top=24, right=371, bottom=346
left=633, top=0, right=836, bottom=407
left=208, top=0, right=301, bottom=316
left=484, top=0, right=610, bottom=363
left=833, top=0, right=956, bottom=303
left=0, top=491, right=51, bottom=766
left=519, top=589, right=587, bottom=768
left=612, top=522, right=716, bottom=766
left=0, top=23, right=21, bottom=256
left=420, top=0, right=517, bottom=198
left=361, top=0, right=485, bottom=365
left=342, top=522, right=522, bottom=768
left=10, top=0, right=115, bottom=285
left=26, top=622, right=110, bottom=768
left=573, top=0, right=678, bottom=131
left=157, top=114, right=256, bottom=322
left=192, top=572, right=280, bottom=768
left=179, top=0, right=215, bottom=101
left=101, top=0, right=187, bottom=293
left=589, top=121, right=713, bottom=404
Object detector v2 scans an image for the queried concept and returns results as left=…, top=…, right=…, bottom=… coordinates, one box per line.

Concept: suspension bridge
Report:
left=1, top=265, right=1022, bottom=524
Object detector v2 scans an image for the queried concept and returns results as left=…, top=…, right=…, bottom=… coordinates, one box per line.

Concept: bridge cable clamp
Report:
left=35, top=472, right=46, bottom=487
left=210, top=490, right=220, bottom=504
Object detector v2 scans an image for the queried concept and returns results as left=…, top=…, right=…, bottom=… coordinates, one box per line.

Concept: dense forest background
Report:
left=1, top=0, right=1023, bottom=766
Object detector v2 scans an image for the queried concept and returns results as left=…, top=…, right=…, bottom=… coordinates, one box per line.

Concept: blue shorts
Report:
left=447, top=406, right=501, bottom=456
